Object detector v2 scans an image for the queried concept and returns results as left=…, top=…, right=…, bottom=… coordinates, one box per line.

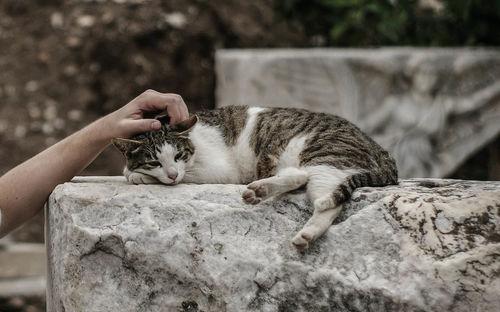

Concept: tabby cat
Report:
left=113, top=106, right=398, bottom=249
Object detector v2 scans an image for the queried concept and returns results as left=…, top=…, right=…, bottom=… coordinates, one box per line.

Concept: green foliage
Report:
left=274, top=0, right=500, bottom=46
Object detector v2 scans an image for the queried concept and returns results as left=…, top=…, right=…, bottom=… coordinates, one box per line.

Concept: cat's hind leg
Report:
left=242, top=167, right=308, bottom=205
left=291, top=206, right=342, bottom=250
left=291, top=165, right=359, bottom=249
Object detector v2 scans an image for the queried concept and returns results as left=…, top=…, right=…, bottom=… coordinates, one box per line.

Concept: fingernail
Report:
left=151, top=121, right=161, bottom=130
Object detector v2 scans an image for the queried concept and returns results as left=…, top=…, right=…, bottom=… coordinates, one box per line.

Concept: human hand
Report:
left=102, top=89, right=190, bottom=139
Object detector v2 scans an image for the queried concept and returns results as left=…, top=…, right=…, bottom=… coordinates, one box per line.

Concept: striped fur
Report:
left=114, top=106, right=398, bottom=249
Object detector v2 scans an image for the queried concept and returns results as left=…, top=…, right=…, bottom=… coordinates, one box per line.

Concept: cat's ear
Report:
left=171, top=115, right=198, bottom=135
left=112, top=138, right=143, bottom=155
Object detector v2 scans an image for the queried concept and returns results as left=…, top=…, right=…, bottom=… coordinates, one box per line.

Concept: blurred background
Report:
left=0, top=0, right=499, bottom=311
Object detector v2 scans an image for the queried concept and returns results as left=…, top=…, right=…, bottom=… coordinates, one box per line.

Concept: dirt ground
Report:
left=0, top=0, right=306, bottom=175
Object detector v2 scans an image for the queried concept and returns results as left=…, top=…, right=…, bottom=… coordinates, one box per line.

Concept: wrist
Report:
left=82, top=115, right=115, bottom=147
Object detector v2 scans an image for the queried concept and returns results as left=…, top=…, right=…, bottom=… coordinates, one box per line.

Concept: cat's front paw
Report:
left=127, top=172, right=159, bottom=185
left=242, top=182, right=269, bottom=205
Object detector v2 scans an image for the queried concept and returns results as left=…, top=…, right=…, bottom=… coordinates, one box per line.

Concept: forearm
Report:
left=0, top=90, right=189, bottom=238
left=0, top=117, right=111, bottom=237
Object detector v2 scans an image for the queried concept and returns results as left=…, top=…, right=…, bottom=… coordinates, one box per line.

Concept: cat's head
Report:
left=112, top=115, right=198, bottom=185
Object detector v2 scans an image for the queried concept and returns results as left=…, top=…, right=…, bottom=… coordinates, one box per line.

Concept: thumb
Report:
left=130, top=119, right=162, bottom=134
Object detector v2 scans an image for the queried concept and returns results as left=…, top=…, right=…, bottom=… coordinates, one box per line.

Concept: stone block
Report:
left=216, top=48, right=500, bottom=178
left=46, top=177, right=500, bottom=311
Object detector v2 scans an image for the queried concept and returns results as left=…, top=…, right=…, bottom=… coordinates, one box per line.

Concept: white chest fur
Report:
left=182, top=107, right=266, bottom=184
left=230, top=107, right=266, bottom=182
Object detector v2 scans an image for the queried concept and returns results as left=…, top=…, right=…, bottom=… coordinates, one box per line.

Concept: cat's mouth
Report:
left=133, top=168, right=183, bottom=185
left=158, top=174, right=181, bottom=185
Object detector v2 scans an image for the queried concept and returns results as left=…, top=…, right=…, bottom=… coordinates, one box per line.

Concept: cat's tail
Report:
left=331, top=162, right=398, bottom=207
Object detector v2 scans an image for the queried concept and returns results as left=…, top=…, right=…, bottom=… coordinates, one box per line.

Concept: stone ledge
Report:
left=46, top=177, right=500, bottom=312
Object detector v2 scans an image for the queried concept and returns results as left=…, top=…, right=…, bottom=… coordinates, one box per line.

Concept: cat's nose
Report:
left=168, top=172, right=178, bottom=181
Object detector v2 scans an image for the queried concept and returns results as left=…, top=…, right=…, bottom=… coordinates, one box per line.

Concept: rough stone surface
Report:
left=216, top=48, right=500, bottom=178
left=46, top=177, right=500, bottom=311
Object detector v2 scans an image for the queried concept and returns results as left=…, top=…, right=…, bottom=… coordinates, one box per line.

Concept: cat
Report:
left=113, top=106, right=398, bottom=249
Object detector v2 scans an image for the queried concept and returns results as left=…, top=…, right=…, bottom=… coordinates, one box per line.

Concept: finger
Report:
left=135, top=90, right=189, bottom=124
left=159, top=93, right=188, bottom=123
left=136, top=90, right=174, bottom=112
left=168, top=102, right=190, bottom=125
left=127, top=119, right=162, bottom=136
left=172, top=97, right=189, bottom=120
left=180, top=104, right=189, bottom=120
left=168, top=105, right=183, bottom=125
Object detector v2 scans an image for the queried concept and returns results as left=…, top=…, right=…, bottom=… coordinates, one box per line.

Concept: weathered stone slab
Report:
left=46, top=177, right=500, bottom=312
left=216, top=48, right=500, bottom=178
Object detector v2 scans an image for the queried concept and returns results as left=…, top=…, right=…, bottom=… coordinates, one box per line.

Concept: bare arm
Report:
left=0, top=90, right=189, bottom=238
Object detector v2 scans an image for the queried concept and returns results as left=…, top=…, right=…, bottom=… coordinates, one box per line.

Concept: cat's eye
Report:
left=147, top=160, right=162, bottom=167
left=174, top=153, right=182, bottom=162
